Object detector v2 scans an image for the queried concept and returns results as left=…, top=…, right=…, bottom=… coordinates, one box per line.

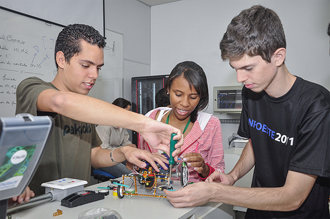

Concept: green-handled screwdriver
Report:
left=168, top=133, right=177, bottom=188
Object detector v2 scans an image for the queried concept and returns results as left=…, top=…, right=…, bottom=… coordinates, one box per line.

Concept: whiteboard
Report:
left=0, top=7, right=64, bottom=117
left=88, top=29, right=124, bottom=104
left=0, top=8, right=124, bottom=117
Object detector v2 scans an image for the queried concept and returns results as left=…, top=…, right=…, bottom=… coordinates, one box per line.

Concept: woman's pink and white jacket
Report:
left=138, top=107, right=225, bottom=182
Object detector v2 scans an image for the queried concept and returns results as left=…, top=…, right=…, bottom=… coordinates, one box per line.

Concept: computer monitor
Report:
left=0, top=114, right=53, bottom=218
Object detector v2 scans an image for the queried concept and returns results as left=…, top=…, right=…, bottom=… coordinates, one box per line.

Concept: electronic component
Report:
left=53, top=209, right=62, bottom=217
left=61, top=190, right=105, bottom=208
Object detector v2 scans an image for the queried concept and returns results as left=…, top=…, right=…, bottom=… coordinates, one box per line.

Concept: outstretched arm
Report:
left=37, top=89, right=183, bottom=157
left=166, top=140, right=316, bottom=210
left=165, top=171, right=316, bottom=211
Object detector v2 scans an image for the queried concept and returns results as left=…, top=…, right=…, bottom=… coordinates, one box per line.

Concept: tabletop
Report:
left=7, top=179, right=233, bottom=219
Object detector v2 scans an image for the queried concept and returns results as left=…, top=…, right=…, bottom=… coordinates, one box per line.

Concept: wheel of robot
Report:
left=180, top=162, right=189, bottom=187
left=137, top=175, right=145, bottom=185
left=117, top=185, right=125, bottom=199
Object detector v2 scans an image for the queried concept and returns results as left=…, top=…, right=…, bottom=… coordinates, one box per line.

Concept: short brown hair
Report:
left=220, top=5, right=286, bottom=63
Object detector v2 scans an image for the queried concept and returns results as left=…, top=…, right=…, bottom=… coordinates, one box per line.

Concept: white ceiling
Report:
left=137, top=0, right=180, bottom=6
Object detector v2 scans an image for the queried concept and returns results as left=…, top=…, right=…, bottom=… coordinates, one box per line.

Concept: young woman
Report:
left=139, top=61, right=225, bottom=182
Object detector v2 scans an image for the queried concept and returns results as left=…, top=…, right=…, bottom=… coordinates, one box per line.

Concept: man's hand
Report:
left=120, top=147, right=168, bottom=172
left=164, top=182, right=211, bottom=208
left=126, top=153, right=167, bottom=172
left=140, top=117, right=183, bottom=160
left=125, top=161, right=134, bottom=171
left=206, top=171, right=235, bottom=185
left=126, top=143, right=137, bottom=148
left=182, top=153, right=209, bottom=178
left=10, top=186, right=35, bottom=204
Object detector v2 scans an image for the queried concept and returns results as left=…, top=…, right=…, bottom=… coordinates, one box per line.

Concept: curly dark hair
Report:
left=220, top=5, right=286, bottom=63
left=164, top=61, right=209, bottom=123
left=54, top=24, right=106, bottom=68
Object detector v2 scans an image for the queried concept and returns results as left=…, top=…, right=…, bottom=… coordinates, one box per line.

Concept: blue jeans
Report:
left=99, top=162, right=132, bottom=178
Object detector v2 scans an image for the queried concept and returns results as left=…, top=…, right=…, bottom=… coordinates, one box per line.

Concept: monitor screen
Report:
left=0, top=114, right=53, bottom=200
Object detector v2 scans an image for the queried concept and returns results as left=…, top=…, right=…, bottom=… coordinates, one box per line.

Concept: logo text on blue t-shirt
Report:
left=248, top=118, right=294, bottom=146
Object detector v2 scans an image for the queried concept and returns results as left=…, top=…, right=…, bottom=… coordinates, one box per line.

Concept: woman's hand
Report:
left=182, top=152, right=209, bottom=178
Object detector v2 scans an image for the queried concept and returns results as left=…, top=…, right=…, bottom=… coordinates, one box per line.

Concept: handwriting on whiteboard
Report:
left=0, top=33, right=57, bottom=111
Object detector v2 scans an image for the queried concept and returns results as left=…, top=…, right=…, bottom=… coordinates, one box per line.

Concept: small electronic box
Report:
left=213, top=85, right=243, bottom=113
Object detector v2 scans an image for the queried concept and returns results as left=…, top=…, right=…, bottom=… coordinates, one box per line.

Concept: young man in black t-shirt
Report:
left=165, top=5, right=330, bottom=218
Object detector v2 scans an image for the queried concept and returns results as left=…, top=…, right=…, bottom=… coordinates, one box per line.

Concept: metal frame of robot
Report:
left=113, top=161, right=189, bottom=199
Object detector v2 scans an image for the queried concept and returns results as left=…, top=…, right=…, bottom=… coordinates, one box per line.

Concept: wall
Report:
left=151, top=0, right=330, bottom=107
left=0, top=0, right=103, bottom=35
left=0, top=0, right=151, bottom=102
left=104, top=0, right=151, bottom=101
left=151, top=0, right=330, bottom=147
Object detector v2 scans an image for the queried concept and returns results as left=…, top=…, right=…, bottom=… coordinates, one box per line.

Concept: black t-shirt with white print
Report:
left=238, top=77, right=330, bottom=218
